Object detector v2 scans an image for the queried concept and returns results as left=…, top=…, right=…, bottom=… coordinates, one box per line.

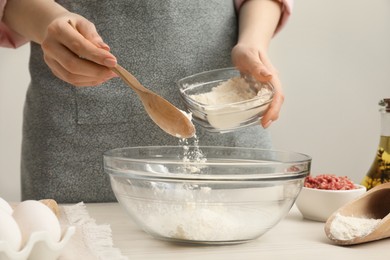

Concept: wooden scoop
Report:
left=324, top=182, right=390, bottom=245
left=111, top=64, right=195, bottom=138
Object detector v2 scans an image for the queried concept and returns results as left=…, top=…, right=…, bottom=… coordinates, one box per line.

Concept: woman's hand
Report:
left=3, top=0, right=117, bottom=87
left=41, top=14, right=117, bottom=86
left=232, top=43, right=284, bottom=129
left=233, top=0, right=284, bottom=128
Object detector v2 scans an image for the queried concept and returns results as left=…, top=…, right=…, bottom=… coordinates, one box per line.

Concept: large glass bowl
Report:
left=178, top=68, right=274, bottom=133
left=103, top=146, right=311, bottom=244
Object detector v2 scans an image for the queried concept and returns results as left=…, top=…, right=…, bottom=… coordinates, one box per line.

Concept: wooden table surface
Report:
left=85, top=203, right=386, bottom=260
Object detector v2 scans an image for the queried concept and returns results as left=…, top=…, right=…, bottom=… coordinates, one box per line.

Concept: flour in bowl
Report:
left=131, top=184, right=287, bottom=242
left=189, top=77, right=272, bottom=130
left=190, top=77, right=262, bottom=105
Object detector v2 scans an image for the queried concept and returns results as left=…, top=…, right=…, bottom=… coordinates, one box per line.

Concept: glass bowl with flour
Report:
left=104, top=146, right=311, bottom=244
left=178, top=67, right=274, bottom=132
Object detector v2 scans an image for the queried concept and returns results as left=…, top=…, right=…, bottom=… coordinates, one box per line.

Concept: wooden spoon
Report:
left=111, top=64, right=195, bottom=138
left=67, top=20, right=195, bottom=138
left=324, top=182, right=390, bottom=245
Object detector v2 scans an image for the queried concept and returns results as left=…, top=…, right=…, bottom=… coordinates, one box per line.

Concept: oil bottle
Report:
left=361, top=98, right=390, bottom=190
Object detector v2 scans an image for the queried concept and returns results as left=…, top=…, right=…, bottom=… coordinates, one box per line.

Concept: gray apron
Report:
left=21, top=0, right=272, bottom=203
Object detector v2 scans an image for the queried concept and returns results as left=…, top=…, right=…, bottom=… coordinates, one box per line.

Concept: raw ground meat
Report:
left=304, top=174, right=356, bottom=190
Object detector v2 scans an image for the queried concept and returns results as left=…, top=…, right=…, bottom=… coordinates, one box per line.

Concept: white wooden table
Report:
left=86, top=203, right=386, bottom=260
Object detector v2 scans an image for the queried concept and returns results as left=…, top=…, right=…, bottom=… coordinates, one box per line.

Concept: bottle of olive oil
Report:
left=361, top=98, right=390, bottom=190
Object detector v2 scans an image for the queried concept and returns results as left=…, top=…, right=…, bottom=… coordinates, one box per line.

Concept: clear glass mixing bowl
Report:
left=104, top=146, right=311, bottom=244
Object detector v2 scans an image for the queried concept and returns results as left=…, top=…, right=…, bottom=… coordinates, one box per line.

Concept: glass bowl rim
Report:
left=103, top=146, right=311, bottom=181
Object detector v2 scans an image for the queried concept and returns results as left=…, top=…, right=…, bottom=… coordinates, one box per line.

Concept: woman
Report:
left=0, top=0, right=293, bottom=203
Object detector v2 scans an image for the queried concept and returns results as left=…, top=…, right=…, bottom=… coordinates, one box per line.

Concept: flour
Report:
left=189, top=77, right=272, bottom=130
left=190, top=77, right=260, bottom=105
left=178, top=134, right=207, bottom=173
left=329, top=213, right=382, bottom=240
left=130, top=184, right=286, bottom=242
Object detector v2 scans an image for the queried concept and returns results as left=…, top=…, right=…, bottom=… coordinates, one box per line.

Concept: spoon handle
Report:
left=67, top=19, right=146, bottom=94
left=111, top=65, right=150, bottom=94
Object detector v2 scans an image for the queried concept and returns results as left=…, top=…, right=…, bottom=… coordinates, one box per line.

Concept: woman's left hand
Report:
left=232, top=43, right=284, bottom=129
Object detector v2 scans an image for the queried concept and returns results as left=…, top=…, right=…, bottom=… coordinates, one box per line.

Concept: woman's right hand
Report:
left=41, top=13, right=117, bottom=87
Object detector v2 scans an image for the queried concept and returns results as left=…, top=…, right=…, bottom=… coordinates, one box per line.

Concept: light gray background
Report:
left=1, top=1, right=389, bottom=201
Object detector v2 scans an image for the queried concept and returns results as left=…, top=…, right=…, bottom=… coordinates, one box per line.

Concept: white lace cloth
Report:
left=59, top=202, right=127, bottom=260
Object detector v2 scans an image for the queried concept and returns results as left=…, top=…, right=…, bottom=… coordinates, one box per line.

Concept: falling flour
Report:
left=178, top=134, right=207, bottom=173
left=329, top=213, right=382, bottom=240
left=189, top=77, right=272, bottom=130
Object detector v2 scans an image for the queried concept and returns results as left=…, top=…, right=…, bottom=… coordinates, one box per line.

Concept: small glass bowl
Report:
left=177, top=68, right=274, bottom=133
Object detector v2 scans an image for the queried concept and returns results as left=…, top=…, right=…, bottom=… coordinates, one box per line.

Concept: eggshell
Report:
left=0, top=197, right=13, bottom=215
left=12, top=200, right=62, bottom=246
left=39, top=199, right=60, bottom=217
left=0, top=209, right=22, bottom=251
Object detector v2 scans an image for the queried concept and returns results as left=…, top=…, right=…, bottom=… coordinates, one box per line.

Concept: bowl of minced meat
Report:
left=295, top=174, right=366, bottom=222
left=178, top=67, right=274, bottom=133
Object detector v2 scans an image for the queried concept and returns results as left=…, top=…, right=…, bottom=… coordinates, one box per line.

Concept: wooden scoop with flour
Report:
left=324, top=182, right=390, bottom=245
left=111, top=64, right=195, bottom=138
